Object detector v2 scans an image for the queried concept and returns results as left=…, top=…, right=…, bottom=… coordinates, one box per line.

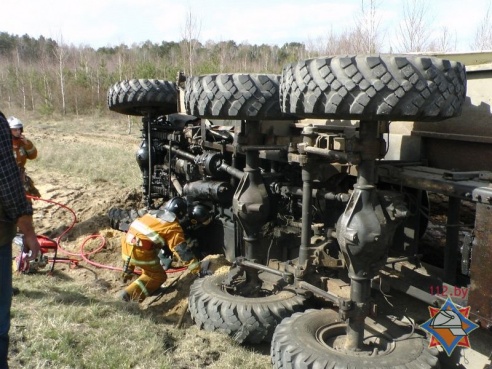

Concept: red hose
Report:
left=27, top=195, right=186, bottom=274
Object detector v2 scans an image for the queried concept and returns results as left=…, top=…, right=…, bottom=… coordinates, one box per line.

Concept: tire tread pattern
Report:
left=188, top=273, right=308, bottom=344
left=107, top=79, right=177, bottom=116
left=271, top=309, right=441, bottom=369
left=281, top=54, right=466, bottom=122
left=184, top=73, right=294, bottom=120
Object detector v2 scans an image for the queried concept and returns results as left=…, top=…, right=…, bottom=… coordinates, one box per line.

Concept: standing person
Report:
left=8, top=116, right=40, bottom=199
left=0, top=111, right=40, bottom=369
left=120, top=197, right=211, bottom=302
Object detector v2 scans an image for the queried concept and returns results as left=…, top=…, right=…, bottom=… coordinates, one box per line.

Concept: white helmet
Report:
left=8, top=116, right=23, bottom=130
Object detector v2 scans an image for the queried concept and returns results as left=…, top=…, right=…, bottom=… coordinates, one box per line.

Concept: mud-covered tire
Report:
left=184, top=73, right=295, bottom=120
left=107, top=79, right=178, bottom=116
left=281, top=54, right=466, bottom=121
left=271, top=309, right=440, bottom=369
left=188, top=272, right=309, bottom=344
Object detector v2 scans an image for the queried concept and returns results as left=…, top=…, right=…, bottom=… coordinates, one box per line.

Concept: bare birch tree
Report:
left=39, top=47, right=54, bottom=114
left=353, top=0, right=382, bottom=53
left=181, top=8, right=201, bottom=75
left=397, top=0, right=431, bottom=52
left=471, top=3, right=492, bottom=51
left=13, top=47, right=27, bottom=112
left=53, top=35, right=67, bottom=115
left=429, top=26, right=457, bottom=52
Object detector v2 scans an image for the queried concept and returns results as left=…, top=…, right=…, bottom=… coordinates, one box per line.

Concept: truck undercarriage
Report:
left=107, top=54, right=491, bottom=368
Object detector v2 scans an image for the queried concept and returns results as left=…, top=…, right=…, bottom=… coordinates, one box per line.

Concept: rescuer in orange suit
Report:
left=119, top=197, right=212, bottom=302
left=8, top=116, right=40, bottom=199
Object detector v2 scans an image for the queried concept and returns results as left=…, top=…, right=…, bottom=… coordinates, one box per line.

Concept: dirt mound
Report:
left=26, top=170, right=231, bottom=325
left=140, top=254, right=231, bottom=325
left=31, top=171, right=141, bottom=238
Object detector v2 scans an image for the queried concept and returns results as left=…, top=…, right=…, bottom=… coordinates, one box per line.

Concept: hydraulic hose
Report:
left=27, top=195, right=186, bottom=274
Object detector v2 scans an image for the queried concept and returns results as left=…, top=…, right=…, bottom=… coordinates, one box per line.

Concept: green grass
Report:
left=12, top=276, right=170, bottom=369
left=11, top=274, right=270, bottom=369
left=30, top=139, right=141, bottom=188
left=8, top=114, right=271, bottom=369
left=27, top=115, right=142, bottom=188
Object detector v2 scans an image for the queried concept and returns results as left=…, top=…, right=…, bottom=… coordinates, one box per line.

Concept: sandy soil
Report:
left=25, top=169, right=225, bottom=326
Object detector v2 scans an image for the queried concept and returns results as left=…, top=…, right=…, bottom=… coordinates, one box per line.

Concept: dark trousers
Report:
left=0, top=244, right=12, bottom=369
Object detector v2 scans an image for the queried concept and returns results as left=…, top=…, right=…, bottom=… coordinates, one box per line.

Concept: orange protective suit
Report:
left=12, top=136, right=39, bottom=198
left=12, top=136, right=37, bottom=168
left=121, top=212, right=186, bottom=302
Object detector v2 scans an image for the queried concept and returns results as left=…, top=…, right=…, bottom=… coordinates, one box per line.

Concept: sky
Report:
left=2, top=0, right=491, bottom=52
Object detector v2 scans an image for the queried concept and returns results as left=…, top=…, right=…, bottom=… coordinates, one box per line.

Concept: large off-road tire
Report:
left=281, top=54, right=466, bottom=121
left=271, top=309, right=440, bottom=369
left=184, top=73, right=295, bottom=120
left=107, top=79, right=178, bottom=116
left=188, top=272, right=309, bottom=344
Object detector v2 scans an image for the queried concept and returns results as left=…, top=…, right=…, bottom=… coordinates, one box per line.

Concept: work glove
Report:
left=122, top=270, right=135, bottom=283
left=158, top=252, right=173, bottom=270
left=187, top=259, right=212, bottom=276
left=187, top=260, right=201, bottom=274
left=108, top=208, right=140, bottom=232
left=121, top=265, right=135, bottom=282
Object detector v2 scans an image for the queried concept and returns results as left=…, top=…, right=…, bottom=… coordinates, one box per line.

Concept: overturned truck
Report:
left=107, top=53, right=492, bottom=368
